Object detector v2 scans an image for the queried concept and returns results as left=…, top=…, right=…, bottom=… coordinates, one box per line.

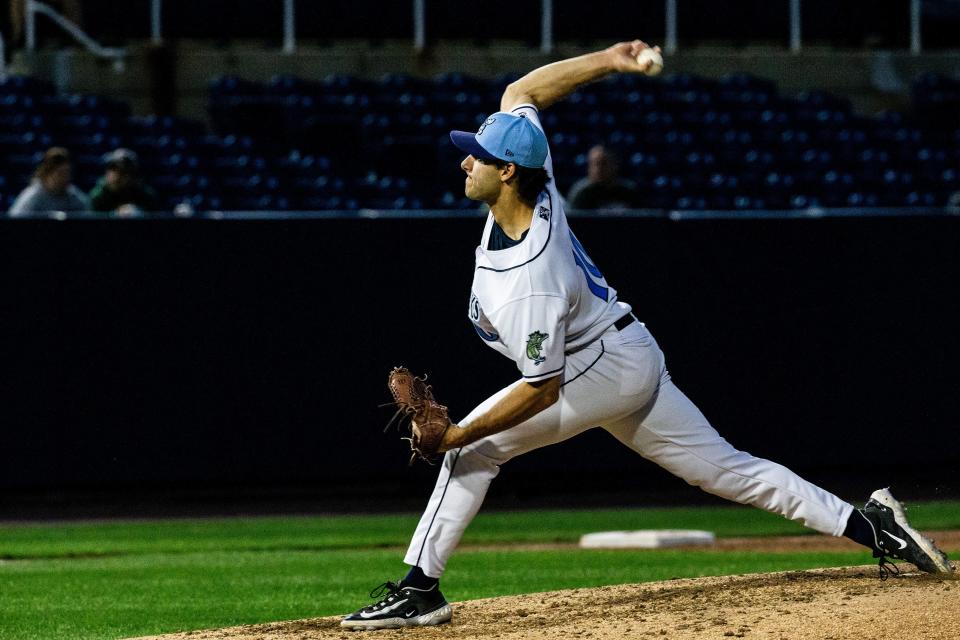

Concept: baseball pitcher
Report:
left=341, top=40, right=951, bottom=630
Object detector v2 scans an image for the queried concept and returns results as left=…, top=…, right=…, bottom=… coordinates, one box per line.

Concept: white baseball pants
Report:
left=404, top=321, right=854, bottom=578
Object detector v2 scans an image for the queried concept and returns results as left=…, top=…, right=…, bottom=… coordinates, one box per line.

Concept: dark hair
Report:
left=34, top=147, right=71, bottom=180
left=478, top=158, right=551, bottom=206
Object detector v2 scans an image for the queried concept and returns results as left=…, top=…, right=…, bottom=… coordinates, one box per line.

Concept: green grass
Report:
left=1, top=502, right=958, bottom=640
left=4, top=501, right=958, bottom=559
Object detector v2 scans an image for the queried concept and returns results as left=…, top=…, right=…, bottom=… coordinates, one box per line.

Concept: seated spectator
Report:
left=948, top=190, right=960, bottom=215
left=566, top=144, right=640, bottom=210
left=8, top=147, right=91, bottom=216
left=89, top=148, right=161, bottom=214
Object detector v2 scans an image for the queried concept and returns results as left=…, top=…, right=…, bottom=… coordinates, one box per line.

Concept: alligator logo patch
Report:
left=525, top=331, right=549, bottom=365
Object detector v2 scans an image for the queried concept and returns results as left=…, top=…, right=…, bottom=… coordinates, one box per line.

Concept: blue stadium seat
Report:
left=2, top=70, right=955, bottom=211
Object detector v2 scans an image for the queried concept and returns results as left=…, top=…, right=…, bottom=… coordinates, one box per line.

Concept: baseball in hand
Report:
left=636, top=48, right=663, bottom=76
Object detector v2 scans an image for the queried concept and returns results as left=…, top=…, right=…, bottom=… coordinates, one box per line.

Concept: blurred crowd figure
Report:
left=948, top=190, right=960, bottom=214
left=89, top=148, right=160, bottom=214
left=8, top=147, right=90, bottom=216
left=565, top=144, right=641, bottom=210
left=7, top=146, right=161, bottom=216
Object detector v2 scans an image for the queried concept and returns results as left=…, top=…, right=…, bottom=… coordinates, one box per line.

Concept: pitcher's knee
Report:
left=679, top=467, right=725, bottom=491
left=681, top=458, right=789, bottom=508
left=664, top=451, right=759, bottom=495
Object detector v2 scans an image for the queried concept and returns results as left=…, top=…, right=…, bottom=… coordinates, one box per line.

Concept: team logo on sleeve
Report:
left=525, top=331, right=549, bottom=365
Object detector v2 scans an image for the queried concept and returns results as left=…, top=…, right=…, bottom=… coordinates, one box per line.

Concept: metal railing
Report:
left=20, top=0, right=929, bottom=60
left=0, top=31, right=7, bottom=82
left=3, top=207, right=956, bottom=222
left=25, top=0, right=125, bottom=64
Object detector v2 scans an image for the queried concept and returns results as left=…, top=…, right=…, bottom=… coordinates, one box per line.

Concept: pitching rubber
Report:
left=870, top=488, right=953, bottom=573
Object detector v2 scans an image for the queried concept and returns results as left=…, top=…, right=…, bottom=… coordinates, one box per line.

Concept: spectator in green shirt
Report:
left=89, top=148, right=161, bottom=215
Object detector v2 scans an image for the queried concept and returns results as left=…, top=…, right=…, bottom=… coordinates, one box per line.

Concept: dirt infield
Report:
left=133, top=560, right=958, bottom=640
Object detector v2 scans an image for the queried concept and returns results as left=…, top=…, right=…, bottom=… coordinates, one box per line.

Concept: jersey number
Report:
left=570, top=231, right=608, bottom=302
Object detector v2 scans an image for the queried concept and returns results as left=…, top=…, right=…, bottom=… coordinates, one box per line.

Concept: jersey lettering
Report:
left=473, top=323, right=499, bottom=341
left=469, top=105, right=629, bottom=370
left=469, top=293, right=481, bottom=321
left=469, top=292, right=499, bottom=341
left=569, top=231, right=609, bottom=301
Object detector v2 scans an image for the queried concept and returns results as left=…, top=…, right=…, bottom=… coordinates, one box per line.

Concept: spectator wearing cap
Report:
left=565, top=144, right=640, bottom=211
left=8, top=147, right=91, bottom=216
left=88, top=148, right=161, bottom=214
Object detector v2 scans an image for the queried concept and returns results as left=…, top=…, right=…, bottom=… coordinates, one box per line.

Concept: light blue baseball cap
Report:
left=450, top=112, right=548, bottom=169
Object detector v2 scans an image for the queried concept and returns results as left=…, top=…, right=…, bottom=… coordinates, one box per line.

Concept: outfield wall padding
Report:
left=1, top=215, right=957, bottom=495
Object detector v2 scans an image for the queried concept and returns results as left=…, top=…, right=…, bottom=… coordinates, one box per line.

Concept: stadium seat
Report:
left=3, top=70, right=958, bottom=213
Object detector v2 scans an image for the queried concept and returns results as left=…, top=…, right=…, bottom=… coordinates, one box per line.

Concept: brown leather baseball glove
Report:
left=386, top=367, right=452, bottom=465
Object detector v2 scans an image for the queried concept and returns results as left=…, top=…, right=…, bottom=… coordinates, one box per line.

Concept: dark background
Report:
left=0, top=214, right=957, bottom=517
left=64, top=1, right=960, bottom=50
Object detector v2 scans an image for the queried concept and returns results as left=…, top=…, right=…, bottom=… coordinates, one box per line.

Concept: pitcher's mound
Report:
left=132, top=562, right=957, bottom=640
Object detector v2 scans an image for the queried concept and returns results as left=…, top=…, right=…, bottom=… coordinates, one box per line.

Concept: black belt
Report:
left=613, top=314, right=636, bottom=331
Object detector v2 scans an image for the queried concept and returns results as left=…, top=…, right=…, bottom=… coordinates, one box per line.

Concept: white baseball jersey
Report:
left=467, top=104, right=631, bottom=382
left=404, top=104, right=854, bottom=581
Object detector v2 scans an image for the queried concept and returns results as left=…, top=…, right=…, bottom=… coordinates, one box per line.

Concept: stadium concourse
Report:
left=2, top=71, right=959, bottom=214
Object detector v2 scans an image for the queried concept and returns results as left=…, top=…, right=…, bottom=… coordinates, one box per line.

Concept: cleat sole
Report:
left=870, top=488, right=953, bottom=574
left=341, top=603, right=452, bottom=631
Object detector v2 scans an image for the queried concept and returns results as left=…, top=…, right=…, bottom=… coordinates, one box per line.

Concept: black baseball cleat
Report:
left=861, top=488, right=952, bottom=575
left=341, top=580, right=452, bottom=631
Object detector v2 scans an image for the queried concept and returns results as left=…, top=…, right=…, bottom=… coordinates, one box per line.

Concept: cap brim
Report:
left=449, top=130, right=499, bottom=162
